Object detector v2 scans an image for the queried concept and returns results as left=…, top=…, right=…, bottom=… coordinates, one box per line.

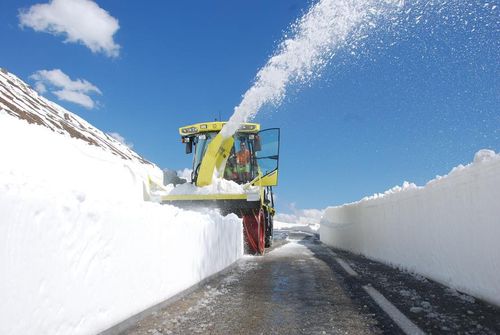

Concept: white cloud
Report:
left=108, top=132, right=134, bottom=149
left=53, top=89, right=95, bottom=109
left=31, top=69, right=101, bottom=94
left=275, top=203, right=324, bottom=225
left=31, top=69, right=101, bottom=109
left=34, top=81, right=47, bottom=94
left=19, top=0, right=120, bottom=57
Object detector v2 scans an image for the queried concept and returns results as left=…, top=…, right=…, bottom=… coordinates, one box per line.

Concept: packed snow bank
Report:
left=0, top=111, right=243, bottom=335
left=320, top=150, right=500, bottom=306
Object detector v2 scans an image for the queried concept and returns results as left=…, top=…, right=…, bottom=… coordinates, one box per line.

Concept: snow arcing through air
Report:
left=221, top=0, right=405, bottom=137
left=221, top=0, right=497, bottom=137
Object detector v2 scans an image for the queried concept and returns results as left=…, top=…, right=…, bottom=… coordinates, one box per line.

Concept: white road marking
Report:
left=363, top=285, right=426, bottom=335
left=335, top=257, right=359, bottom=277
left=324, top=248, right=338, bottom=257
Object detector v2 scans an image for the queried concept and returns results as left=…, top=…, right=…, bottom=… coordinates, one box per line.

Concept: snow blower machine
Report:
left=161, top=121, right=280, bottom=255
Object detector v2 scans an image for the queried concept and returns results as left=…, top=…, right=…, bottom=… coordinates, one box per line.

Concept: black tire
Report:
left=264, top=209, right=273, bottom=248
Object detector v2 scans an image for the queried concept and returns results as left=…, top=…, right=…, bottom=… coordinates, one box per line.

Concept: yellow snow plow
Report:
left=160, top=121, right=280, bottom=254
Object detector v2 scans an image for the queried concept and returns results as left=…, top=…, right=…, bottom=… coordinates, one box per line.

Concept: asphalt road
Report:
left=112, top=231, right=500, bottom=335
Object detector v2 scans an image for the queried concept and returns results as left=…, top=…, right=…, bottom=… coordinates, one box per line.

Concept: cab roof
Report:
left=179, top=121, right=260, bottom=136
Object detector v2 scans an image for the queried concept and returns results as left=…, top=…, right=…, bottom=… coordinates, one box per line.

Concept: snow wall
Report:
left=320, top=150, right=500, bottom=307
left=0, top=112, right=243, bottom=335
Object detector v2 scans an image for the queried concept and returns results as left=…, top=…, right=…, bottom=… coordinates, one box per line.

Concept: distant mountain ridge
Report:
left=0, top=68, right=151, bottom=165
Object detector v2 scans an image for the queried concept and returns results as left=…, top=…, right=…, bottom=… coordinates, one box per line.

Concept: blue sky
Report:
left=0, top=0, right=498, bottom=212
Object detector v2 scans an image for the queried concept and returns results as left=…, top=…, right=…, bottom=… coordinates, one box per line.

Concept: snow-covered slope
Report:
left=0, top=68, right=149, bottom=165
left=0, top=69, right=243, bottom=335
left=320, top=150, right=500, bottom=307
left=0, top=68, right=162, bottom=204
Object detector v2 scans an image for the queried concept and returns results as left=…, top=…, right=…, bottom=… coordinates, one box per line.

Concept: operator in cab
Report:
left=236, top=141, right=251, bottom=182
left=224, top=147, right=238, bottom=181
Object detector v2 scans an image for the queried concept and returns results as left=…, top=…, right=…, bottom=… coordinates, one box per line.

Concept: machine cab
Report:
left=180, top=122, right=280, bottom=186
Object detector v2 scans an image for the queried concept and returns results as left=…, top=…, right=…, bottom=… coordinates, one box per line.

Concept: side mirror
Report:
left=185, top=141, right=192, bottom=154
left=253, top=135, right=261, bottom=151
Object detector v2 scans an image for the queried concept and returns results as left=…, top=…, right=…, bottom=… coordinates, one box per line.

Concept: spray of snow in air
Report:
left=221, top=0, right=499, bottom=138
left=221, top=0, right=405, bottom=137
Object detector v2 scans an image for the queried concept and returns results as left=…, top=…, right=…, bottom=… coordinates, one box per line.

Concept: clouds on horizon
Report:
left=31, top=69, right=101, bottom=109
left=275, top=203, right=324, bottom=225
left=19, top=0, right=120, bottom=57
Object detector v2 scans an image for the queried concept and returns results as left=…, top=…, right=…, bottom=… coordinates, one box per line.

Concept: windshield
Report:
left=192, top=132, right=216, bottom=179
left=223, top=134, right=258, bottom=184
left=192, top=132, right=261, bottom=184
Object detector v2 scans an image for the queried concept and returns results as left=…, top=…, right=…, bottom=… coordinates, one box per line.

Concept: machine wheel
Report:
left=242, top=209, right=265, bottom=255
left=264, top=209, right=273, bottom=248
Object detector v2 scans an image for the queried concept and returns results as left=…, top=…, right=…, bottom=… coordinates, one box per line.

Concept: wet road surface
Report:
left=120, top=232, right=383, bottom=335
left=114, top=231, right=500, bottom=335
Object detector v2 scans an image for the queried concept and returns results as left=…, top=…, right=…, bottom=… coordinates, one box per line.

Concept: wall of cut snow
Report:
left=0, top=112, right=243, bottom=335
left=320, top=150, right=500, bottom=307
